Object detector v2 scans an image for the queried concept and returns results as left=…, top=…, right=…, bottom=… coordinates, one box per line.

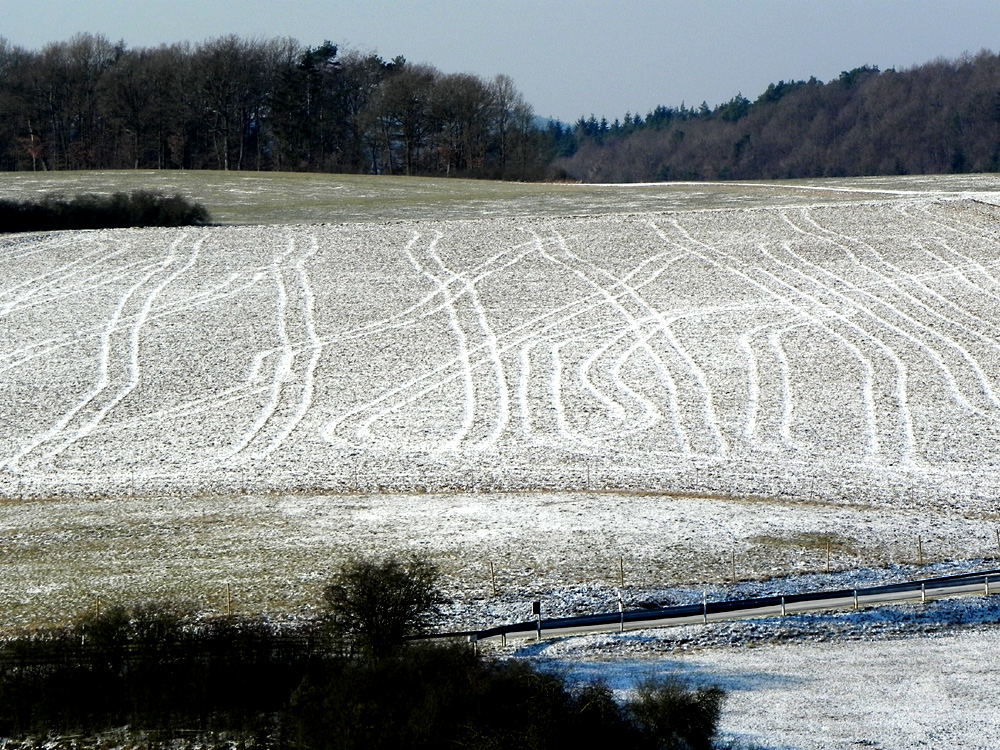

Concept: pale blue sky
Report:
left=2, top=1, right=999, bottom=122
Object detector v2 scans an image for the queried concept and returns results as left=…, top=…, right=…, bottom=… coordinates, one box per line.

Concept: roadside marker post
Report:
left=921, top=583, right=926, bottom=604
left=781, top=596, right=786, bottom=617
left=618, top=591, right=624, bottom=633
left=532, top=600, right=541, bottom=641
left=618, top=555, right=625, bottom=589
left=702, top=592, right=708, bottom=624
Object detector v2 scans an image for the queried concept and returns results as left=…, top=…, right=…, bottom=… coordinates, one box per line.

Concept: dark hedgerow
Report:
left=287, top=645, right=729, bottom=750
left=0, top=602, right=323, bottom=739
left=0, top=190, right=211, bottom=233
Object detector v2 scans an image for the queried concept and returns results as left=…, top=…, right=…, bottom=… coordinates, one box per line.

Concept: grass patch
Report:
left=749, top=531, right=856, bottom=553
left=0, top=170, right=986, bottom=226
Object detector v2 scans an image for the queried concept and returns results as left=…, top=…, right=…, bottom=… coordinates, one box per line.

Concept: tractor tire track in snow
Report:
left=4, top=233, right=204, bottom=472
left=215, top=232, right=323, bottom=462
left=6, top=199, right=1000, bottom=500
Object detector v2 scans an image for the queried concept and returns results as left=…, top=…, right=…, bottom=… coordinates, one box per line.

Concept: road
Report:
left=463, top=568, right=1000, bottom=644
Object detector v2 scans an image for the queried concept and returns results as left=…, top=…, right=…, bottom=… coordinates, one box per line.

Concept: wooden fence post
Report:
left=618, top=555, right=625, bottom=589
left=826, top=539, right=831, bottom=573
left=489, top=561, right=498, bottom=597
left=731, top=550, right=737, bottom=585
left=918, top=535, right=924, bottom=565
left=226, top=583, right=232, bottom=615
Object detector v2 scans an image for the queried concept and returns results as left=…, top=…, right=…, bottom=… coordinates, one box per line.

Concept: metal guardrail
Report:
left=439, top=568, right=1000, bottom=644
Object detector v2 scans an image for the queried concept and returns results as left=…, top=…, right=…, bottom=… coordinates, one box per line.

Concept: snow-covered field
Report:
left=4, top=197, right=1000, bottom=505
left=5, top=180, right=1000, bottom=748
left=541, top=620, right=1000, bottom=749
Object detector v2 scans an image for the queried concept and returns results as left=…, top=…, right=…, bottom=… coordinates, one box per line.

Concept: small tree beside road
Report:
left=322, top=555, right=447, bottom=660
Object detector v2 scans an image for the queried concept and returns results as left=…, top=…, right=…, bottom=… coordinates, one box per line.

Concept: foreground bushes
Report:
left=290, top=644, right=724, bottom=750
left=0, top=190, right=211, bottom=232
left=0, top=602, right=322, bottom=739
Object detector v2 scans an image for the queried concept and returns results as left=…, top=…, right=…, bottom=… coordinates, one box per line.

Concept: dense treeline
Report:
left=556, top=51, right=1000, bottom=182
left=0, top=34, right=548, bottom=179
left=8, top=34, right=991, bottom=184
left=0, top=603, right=321, bottom=739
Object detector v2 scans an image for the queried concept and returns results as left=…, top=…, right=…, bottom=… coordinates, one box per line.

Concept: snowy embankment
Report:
left=510, top=561, right=1000, bottom=750
left=544, top=622, right=1000, bottom=750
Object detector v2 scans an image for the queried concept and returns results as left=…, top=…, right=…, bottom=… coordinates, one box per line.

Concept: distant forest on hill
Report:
left=1, top=34, right=1000, bottom=183
left=555, top=51, right=1000, bottom=182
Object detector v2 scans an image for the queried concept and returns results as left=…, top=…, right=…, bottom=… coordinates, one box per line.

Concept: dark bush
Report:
left=322, top=555, right=447, bottom=660
left=287, top=644, right=641, bottom=750
left=629, top=677, right=726, bottom=750
left=0, top=190, right=211, bottom=233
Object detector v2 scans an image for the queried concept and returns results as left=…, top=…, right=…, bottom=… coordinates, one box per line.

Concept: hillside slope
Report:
left=4, top=197, right=1000, bottom=510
